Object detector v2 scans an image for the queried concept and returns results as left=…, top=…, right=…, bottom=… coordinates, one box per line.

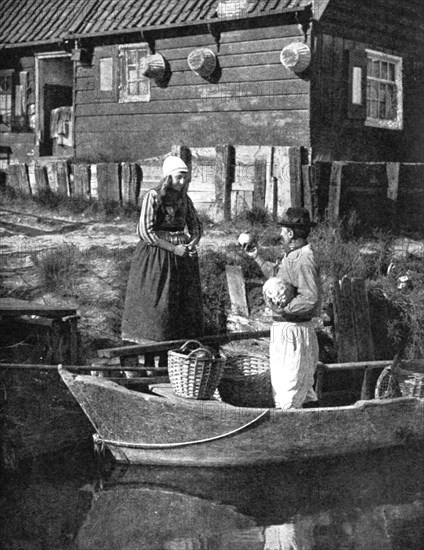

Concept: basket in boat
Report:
left=218, top=354, right=274, bottom=408
left=375, top=361, right=424, bottom=399
left=167, top=340, right=225, bottom=400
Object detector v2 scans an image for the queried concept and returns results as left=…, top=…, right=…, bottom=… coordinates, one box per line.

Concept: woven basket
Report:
left=218, top=354, right=274, bottom=408
left=187, top=48, right=217, bottom=78
left=375, top=363, right=424, bottom=399
left=168, top=340, right=225, bottom=400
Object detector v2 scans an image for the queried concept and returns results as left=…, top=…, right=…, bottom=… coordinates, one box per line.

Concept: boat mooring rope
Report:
left=92, top=410, right=270, bottom=449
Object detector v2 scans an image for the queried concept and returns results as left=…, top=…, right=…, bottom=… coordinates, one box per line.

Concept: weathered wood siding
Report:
left=75, top=24, right=311, bottom=162
left=311, top=0, right=424, bottom=163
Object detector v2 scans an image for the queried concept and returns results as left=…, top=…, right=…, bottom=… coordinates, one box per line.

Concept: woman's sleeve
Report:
left=185, top=195, right=203, bottom=240
left=137, top=191, right=160, bottom=245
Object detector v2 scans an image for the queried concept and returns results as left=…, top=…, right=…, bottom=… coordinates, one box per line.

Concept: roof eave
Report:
left=0, top=6, right=310, bottom=49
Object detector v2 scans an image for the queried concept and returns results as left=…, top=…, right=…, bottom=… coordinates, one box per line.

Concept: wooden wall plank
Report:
left=6, top=164, right=30, bottom=194
left=327, top=161, right=344, bottom=223
left=73, top=163, right=91, bottom=199
left=97, top=163, right=121, bottom=204
left=272, top=146, right=292, bottom=217
left=333, top=277, right=359, bottom=362
left=225, top=265, right=249, bottom=317
left=75, top=111, right=310, bottom=162
left=76, top=94, right=309, bottom=117
left=121, top=162, right=141, bottom=206
left=55, top=162, right=70, bottom=196
left=34, top=164, right=49, bottom=194
left=351, top=277, right=375, bottom=361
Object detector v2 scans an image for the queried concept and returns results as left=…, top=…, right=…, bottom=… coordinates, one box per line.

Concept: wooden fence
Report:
left=319, top=161, right=424, bottom=231
left=3, top=151, right=423, bottom=228
left=3, top=144, right=312, bottom=222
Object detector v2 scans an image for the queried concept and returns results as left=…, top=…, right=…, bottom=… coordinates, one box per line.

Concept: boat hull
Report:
left=59, top=368, right=424, bottom=467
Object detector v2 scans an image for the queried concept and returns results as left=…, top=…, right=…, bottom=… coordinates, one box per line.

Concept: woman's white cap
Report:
left=162, top=156, right=188, bottom=178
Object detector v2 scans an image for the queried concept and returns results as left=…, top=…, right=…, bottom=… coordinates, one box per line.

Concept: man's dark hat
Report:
left=278, top=207, right=317, bottom=228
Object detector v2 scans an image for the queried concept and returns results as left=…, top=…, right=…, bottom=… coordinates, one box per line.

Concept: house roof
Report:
left=0, top=0, right=313, bottom=47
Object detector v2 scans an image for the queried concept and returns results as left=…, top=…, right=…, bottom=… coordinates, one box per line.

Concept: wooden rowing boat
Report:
left=58, top=358, right=424, bottom=467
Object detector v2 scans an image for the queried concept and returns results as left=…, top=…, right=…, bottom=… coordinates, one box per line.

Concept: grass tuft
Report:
left=32, top=244, right=80, bottom=292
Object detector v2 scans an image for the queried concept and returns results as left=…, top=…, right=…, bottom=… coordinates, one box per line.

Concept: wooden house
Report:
left=1, top=1, right=423, bottom=224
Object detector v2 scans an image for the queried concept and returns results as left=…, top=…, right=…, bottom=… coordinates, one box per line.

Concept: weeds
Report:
left=32, top=244, right=80, bottom=292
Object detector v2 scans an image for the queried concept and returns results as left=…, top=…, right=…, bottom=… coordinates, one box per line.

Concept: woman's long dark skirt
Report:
left=121, top=241, right=204, bottom=342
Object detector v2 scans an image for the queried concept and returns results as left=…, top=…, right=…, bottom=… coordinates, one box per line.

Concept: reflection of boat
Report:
left=77, top=445, right=424, bottom=550
left=76, top=484, right=259, bottom=550
left=59, top=363, right=424, bottom=467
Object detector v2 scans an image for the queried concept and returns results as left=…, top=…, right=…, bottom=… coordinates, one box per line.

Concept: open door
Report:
left=36, top=54, right=73, bottom=157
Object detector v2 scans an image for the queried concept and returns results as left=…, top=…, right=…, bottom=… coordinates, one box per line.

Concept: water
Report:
left=1, top=442, right=424, bottom=549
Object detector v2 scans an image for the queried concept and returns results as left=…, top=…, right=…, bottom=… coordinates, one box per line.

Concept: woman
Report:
left=122, top=156, right=204, bottom=345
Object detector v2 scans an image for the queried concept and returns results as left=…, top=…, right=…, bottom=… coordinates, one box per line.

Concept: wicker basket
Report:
left=168, top=340, right=225, bottom=400
left=218, top=354, right=274, bottom=408
left=375, top=363, right=424, bottom=399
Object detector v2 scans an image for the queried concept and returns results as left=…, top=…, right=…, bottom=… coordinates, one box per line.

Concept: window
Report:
left=365, top=50, right=403, bottom=130
left=118, top=44, right=150, bottom=103
left=0, top=70, right=13, bottom=127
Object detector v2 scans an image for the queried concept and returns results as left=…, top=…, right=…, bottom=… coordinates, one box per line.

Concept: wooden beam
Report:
left=0, top=298, right=76, bottom=318
left=97, top=330, right=271, bottom=358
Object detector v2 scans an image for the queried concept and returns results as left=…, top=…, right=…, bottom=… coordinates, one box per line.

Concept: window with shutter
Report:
left=118, top=44, right=150, bottom=103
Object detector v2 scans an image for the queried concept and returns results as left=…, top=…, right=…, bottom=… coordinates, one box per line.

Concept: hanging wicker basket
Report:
left=218, top=354, right=274, bottom=408
left=187, top=48, right=217, bottom=78
left=168, top=340, right=225, bottom=400
left=142, top=53, right=166, bottom=80
left=280, top=42, right=311, bottom=73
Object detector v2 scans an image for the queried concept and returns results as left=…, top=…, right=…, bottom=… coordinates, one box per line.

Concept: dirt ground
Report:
left=1, top=205, right=424, bottom=364
left=0, top=206, right=241, bottom=362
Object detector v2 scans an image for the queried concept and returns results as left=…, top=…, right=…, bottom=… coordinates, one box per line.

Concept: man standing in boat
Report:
left=243, top=207, right=322, bottom=410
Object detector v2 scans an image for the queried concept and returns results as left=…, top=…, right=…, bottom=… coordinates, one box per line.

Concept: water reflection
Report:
left=1, top=443, right=424, bottom=549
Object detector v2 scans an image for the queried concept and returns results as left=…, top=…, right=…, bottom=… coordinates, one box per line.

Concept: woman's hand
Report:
left=174, top=244, right=189, bottom=257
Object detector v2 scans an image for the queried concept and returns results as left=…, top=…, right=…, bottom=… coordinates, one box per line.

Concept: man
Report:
left=244, top=207, right=322, bottom=409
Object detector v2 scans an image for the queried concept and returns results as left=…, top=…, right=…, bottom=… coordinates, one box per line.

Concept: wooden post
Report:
left=121, top=162, right=141, bottom=206
left=288, top=146, right=303, bottom=208
left=328, top=161, right=345, bottom=223
left=253, top=157, right=267, bottom=209
left=97, top=163, right=121, bottom=204
left=215, top=144, right=234, bottom=222
left=302, top=164, right=313, bottom=216
left=73, top=164, right=91, bottom=199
